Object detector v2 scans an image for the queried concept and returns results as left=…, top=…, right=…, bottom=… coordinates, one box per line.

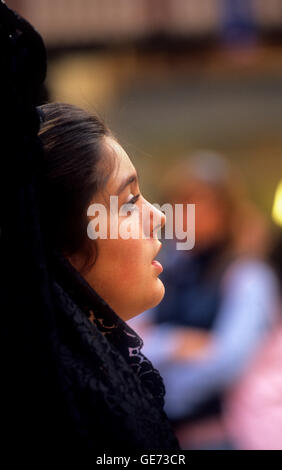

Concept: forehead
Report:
left=103, top=136, right=136, bottom=192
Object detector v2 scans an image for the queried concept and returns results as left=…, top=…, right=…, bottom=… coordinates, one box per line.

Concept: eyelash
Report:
left=128, top=193, right=140, bottom=205
left=120, top=193, right=140, bottom=216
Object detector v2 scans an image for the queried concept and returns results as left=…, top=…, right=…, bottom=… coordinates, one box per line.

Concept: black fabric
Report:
left=0, top=3, right=180, bottom=460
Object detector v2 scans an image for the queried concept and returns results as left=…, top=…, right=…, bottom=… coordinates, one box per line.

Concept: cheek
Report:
left=86, top=214, right=164, bottom=319
left=107, top=238, right=149, bottom=282
left=96, top=236, right=160, bottom=306
left=113, top=239, right=164, bottom=317
left=111, top=213, right=147, bottom=275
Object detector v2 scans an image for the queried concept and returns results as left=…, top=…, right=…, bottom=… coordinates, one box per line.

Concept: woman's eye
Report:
left=128, top=193, right=140, bottom=205
left=120, top=193, right=140, bottom=216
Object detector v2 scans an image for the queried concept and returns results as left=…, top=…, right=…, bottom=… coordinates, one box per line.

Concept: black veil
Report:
left=0, top=1, right=180, bottom=460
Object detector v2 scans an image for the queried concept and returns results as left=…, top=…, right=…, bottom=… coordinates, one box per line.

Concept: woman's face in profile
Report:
left=70, top=136, right=166, bottom=321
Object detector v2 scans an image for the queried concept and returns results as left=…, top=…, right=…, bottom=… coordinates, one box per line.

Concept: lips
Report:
left=151, top=259, right=163, bottom=273
left=151, top=242, right=163, bottom=273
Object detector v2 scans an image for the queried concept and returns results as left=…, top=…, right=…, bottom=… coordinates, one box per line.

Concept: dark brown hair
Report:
left=38, top=102, right=113, bottom=272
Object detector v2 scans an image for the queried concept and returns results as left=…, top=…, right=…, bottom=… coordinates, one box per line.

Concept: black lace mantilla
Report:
left=50, top=252, right=179, bottom=451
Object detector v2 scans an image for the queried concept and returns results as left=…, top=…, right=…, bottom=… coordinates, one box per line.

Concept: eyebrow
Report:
left=116, top=173, right=138, bottom=195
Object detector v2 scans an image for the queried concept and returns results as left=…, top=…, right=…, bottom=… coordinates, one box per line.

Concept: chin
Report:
left=148, top=278, right=165, bottom=309
left=122, top=280, right=165, bottom=321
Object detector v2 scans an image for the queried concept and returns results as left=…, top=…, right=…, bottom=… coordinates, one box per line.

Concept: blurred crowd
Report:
left=129, top=153, right=282, bottom=450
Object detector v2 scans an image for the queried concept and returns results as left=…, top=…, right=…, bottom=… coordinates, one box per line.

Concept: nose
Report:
left=141, top=198, right=166, bottom=239
left=150, top=203, right=166, bottom=238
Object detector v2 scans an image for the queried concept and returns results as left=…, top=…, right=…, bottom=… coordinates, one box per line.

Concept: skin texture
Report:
left=69, top=136, right=166, bottom=321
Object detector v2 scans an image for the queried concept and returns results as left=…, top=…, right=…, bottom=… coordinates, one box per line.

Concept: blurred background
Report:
left=8, top=0, right=282, bottom=450
left=9, top=0, right=282, bottom=208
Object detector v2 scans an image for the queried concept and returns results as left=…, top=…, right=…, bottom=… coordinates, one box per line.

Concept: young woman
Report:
left=38, top=103, right=166, bottom=322
left=0, top=4, right=180, bottom=460
left=37, top=102, right=180, bottom=454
